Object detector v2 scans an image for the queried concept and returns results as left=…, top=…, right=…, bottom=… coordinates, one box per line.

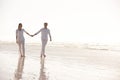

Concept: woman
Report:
left=16, top=23, right=31, bottom=57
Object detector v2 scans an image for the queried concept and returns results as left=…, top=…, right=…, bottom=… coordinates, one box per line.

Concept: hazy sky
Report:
left=0, top=0, right=120, bottom=44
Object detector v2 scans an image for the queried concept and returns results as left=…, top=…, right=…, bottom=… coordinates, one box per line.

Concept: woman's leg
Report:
left=21, top=41, right=25, bottom=56
left=18, top=42, right=22, bottom=56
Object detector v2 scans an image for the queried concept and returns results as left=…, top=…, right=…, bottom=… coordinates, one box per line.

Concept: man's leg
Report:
left=41, top=39, right=48, bottom=57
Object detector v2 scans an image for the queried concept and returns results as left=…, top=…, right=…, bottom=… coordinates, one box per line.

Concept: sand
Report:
left=0, top=42, right=120, bottom=80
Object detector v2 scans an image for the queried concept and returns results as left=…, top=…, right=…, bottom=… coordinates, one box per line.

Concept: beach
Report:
left=0, top=42, right=120, bottom=80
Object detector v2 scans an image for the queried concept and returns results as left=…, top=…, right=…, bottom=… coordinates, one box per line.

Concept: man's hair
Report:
left=44, top=22, right=48, bottom=26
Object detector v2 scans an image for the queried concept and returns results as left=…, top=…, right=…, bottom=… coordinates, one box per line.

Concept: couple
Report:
left=16, top=22, right=52, bottom=57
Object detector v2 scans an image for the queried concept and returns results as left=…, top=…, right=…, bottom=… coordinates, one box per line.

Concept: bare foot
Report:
left=44, top=54, right=46, bottom=57
left=40, top=54, right=42, bottom=58
left=20, top=54, right=25, bottom=57
left=22, top=55, right=25, bottom=57
left=20, top=54, right=23, bottom=57
left=40, top=54, right=46, bottom=58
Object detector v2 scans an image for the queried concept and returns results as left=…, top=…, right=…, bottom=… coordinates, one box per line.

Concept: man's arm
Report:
left=48, top=30, right=52, bottom=41
left=33, top=29, right=41, bottom=36
left=16, top=30, right=18, bottom=43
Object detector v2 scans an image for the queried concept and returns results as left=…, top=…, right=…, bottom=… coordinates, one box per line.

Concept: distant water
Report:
left=83, top=44, right=120, bottom=52
left=51, top=42, right=120, bottom=52
left=1, top=41, right=120, bottom=52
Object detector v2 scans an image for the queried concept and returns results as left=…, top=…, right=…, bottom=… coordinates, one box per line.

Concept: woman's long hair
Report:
left=18, top=23, right=22, bottom=30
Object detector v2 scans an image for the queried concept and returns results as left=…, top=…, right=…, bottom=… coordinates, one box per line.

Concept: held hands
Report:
left=30, top=34, right=36, bottom=37
left=30, top=34, right=52, bottom=41
left=29, top=34, right=35, bottom=37
left=30, top=35, right=34, bottom=37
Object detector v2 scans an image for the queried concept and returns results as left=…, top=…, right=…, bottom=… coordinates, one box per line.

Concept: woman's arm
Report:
left=23, top=29, right=31, bottom=36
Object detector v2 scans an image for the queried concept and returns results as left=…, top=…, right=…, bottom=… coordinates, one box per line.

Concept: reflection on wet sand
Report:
left=39, top=57, right=48, bottom=80
left=14, top=57, right=25, bottom=80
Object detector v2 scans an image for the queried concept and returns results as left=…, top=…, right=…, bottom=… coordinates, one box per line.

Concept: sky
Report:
left=0, top=0, right=120, bottom=44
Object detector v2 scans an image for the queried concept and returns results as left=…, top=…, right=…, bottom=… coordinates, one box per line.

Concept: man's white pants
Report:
left=41, top=39, right=48, bottom=54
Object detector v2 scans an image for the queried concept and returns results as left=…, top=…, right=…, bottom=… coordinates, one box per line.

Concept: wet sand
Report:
left=0, top=42, right=120, bottom=80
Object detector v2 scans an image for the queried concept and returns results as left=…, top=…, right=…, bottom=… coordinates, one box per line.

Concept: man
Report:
left=32, top=22, right=52, bottom=57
